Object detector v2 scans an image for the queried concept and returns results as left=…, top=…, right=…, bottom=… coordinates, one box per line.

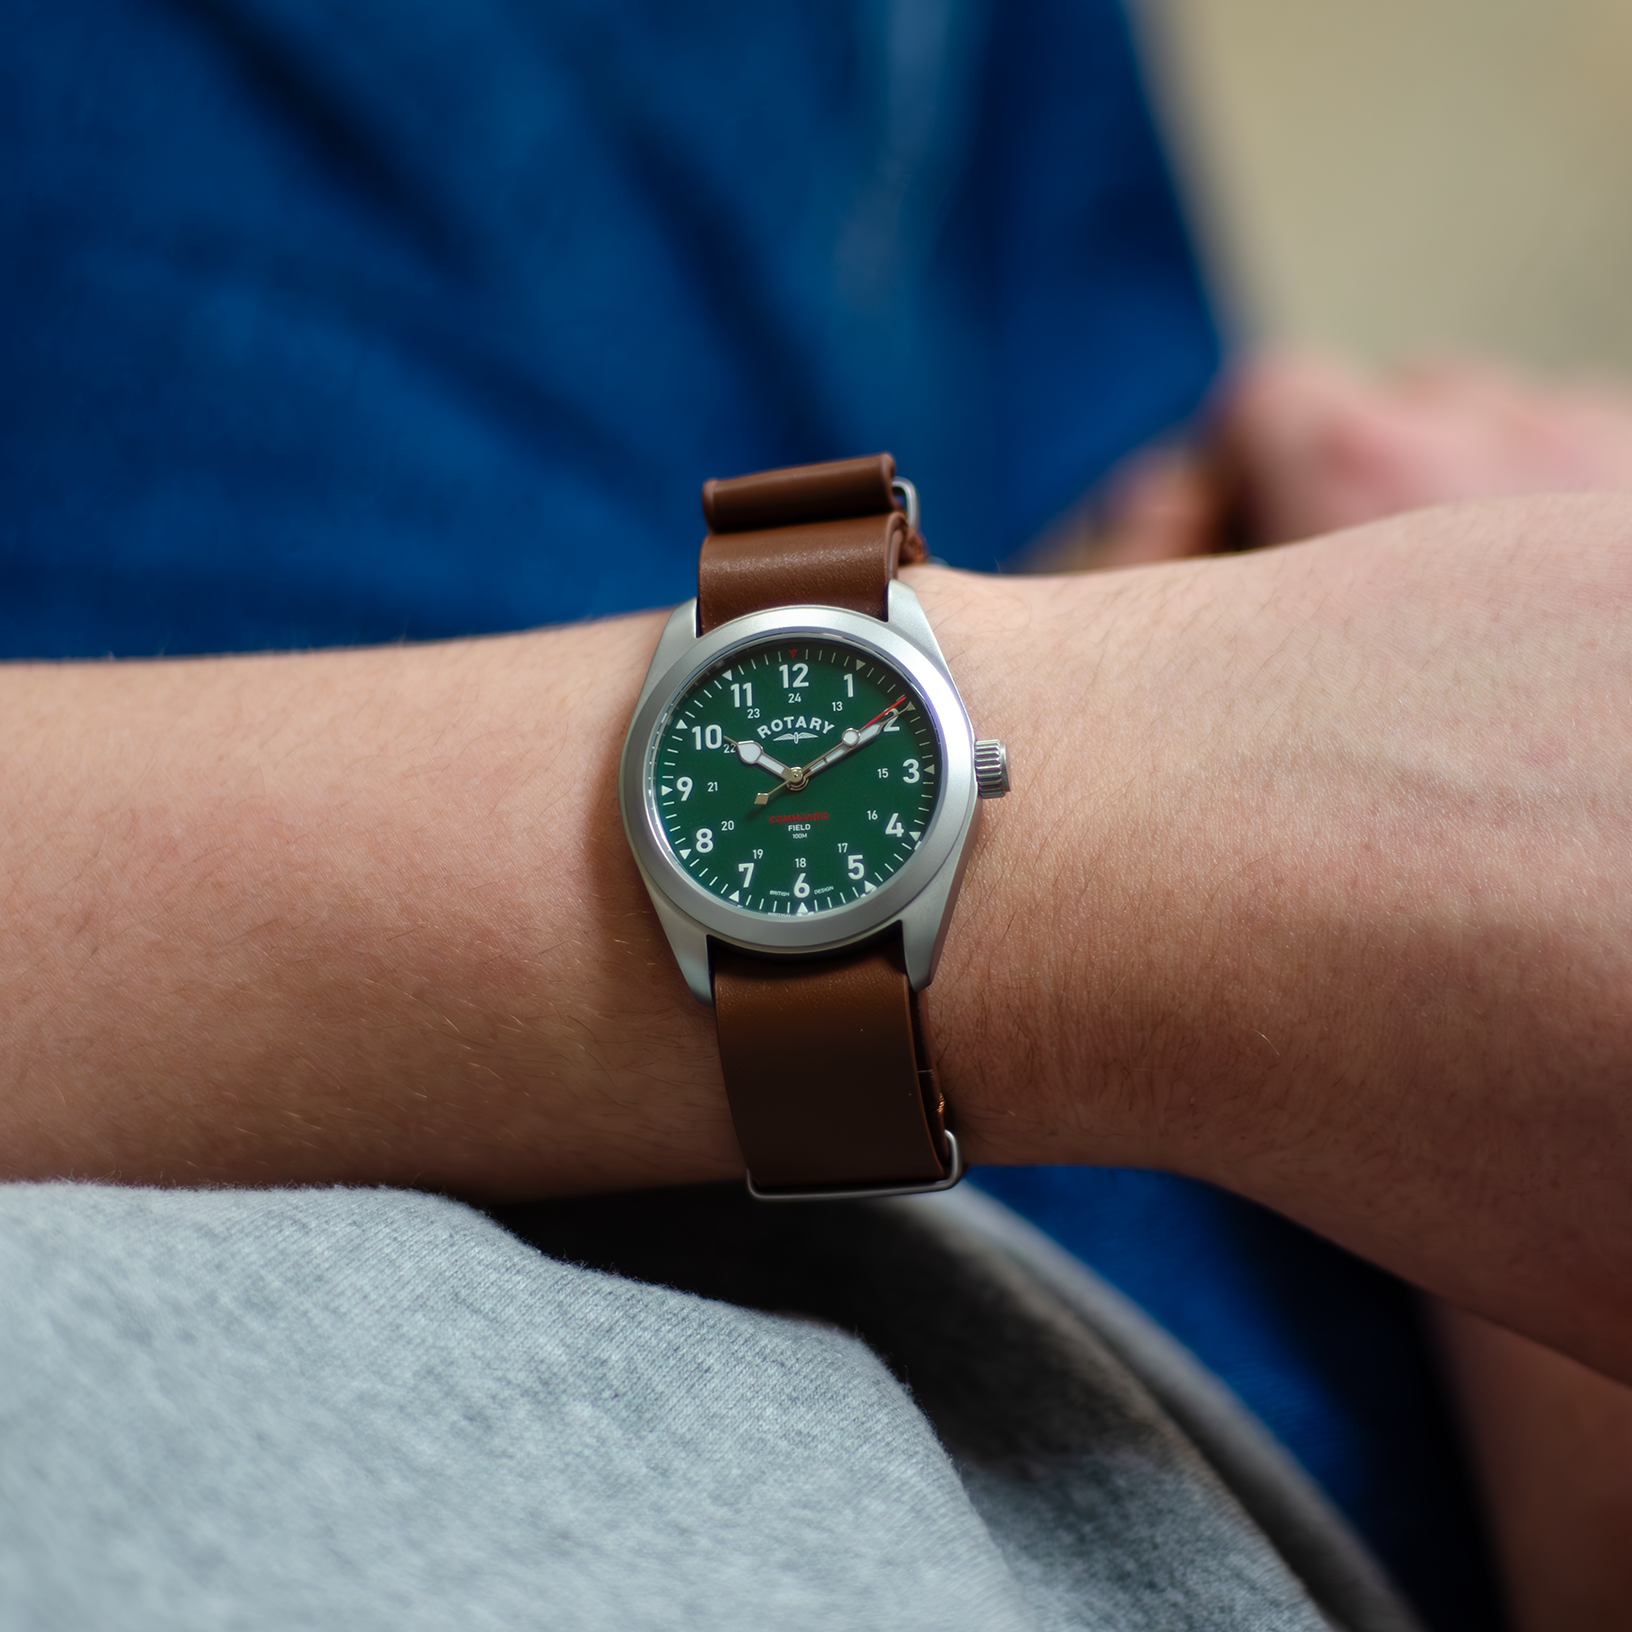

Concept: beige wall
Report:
left=1135, top=0, right=1632, bottom=373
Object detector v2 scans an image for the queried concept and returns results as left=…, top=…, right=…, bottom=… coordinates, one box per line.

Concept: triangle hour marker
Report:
left=729, top=890, right=741, bottom=902
left=679, top=848, right=692, bottom=859
left=796, top=903, right=809, bottom=915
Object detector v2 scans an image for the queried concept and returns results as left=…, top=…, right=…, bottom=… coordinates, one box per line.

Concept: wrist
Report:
left=915, top=498, right=1632, bottom=1390
left=904, top=550, right=1398, bottom=1182
left=902, top=561, right=1211, bottom=1171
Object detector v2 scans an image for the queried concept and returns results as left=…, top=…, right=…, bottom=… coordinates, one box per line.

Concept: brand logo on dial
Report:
left=757, top=715, right=836, bottom=743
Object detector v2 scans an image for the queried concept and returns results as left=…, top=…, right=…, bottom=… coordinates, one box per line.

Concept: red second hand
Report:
left=860, top=695, right=908, bottom=731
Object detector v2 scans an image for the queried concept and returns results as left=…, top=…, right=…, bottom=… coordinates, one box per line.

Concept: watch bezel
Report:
left=619, top=604, right=978, bottom=962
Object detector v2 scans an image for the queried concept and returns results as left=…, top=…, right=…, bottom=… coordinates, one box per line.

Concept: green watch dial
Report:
left=652, top=637, right=942, bottom=917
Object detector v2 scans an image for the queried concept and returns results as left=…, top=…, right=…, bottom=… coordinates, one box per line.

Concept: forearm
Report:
left=0, top=617, right=734, bottom=1196
left=5, top=494, right=1632, bottom=1379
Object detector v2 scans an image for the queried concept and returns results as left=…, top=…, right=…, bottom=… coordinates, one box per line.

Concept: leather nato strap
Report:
left=698, top=454, right=956, bottom=1197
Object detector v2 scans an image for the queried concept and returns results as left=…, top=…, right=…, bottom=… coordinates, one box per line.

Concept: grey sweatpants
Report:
left=0, top=1181, right=1419, bottom=1631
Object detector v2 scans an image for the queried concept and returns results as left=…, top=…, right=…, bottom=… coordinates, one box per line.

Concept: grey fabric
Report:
left=0, top=1184, right=1029, bottom=1631
left=0, top=1179, right=1411, bottom=1630
left=509, top=1187, right=1357, bottom=1632
left=921, top=1189, right=1425, bottom=1632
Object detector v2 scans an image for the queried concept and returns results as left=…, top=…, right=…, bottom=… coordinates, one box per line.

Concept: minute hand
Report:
left=799, top=699, right=904, bottom=781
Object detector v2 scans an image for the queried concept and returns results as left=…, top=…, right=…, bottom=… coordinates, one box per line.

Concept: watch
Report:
left=619, top=454, right=1009, bottom=1199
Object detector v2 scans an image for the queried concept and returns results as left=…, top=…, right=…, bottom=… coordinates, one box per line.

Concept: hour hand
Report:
left=727, top=737, right=791, bottom=779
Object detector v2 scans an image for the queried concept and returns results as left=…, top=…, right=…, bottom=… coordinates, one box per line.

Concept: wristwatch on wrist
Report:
left=619, top=454, right=1009, bottom=1200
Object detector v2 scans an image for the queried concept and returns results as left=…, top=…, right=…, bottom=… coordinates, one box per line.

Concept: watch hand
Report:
left=725, top=736, right=791, bottom=779
left=795, top=738, right=856, bottom=781
left=747, top=696, right=908, bottom=807
left=725, top=734, right=801, bottom=808
left=797, top=696, right=908, bottom=781
left=859, top=695, right=909, bottom=734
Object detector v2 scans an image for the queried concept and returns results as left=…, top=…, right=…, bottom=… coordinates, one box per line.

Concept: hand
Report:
left=725, top=736, right=791, bottom=780
left=728, top=734, right=800, bottom=808
left=793, top=697, right=906, bottom=782
left=743, top=698, right=907, bottom=805
left=1220, top=349, right=1632, bottom=543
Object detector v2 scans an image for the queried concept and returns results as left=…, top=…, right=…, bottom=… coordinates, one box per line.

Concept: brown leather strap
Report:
left=713, top=928, right=950, bottom=1193
left=702, top=452, right=897, bottom=532
left=697, top=454, right=928, bottom=634
left=698, top=453, right=948, bottom=1194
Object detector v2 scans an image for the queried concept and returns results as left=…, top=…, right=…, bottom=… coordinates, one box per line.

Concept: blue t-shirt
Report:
left=2, top=0, right=1212, bottom=654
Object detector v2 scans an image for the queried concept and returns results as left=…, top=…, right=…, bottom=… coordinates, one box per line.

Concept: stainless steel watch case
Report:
left=619, top=581, right=980, bottom=1004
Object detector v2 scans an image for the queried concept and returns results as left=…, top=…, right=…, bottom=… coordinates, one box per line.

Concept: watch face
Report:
left=650, top=637, right=942, bottom=917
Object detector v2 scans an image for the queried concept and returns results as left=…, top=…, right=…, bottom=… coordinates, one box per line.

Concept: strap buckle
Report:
left=891, top=478, right=920, bottom=532
left=745, top=1130, right=964, bottom=1203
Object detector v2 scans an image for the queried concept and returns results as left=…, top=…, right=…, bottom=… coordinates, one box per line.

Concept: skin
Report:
left=1437, top=1305, right=1632, bottom=1632
left=1029, top=349, right=1632, bottom=569
left=1223, top=351, right=1632, bottom=544
left=1106, top=350, right=1632, bottom=1632
left=5, top=492, right=1632, bottom=1410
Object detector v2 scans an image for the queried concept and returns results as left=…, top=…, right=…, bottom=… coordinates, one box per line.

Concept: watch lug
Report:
left=898, top=801, right=980, bottom=990
left=632, top=600, right=702, bottom=716
left=641, top=884, right=714, bottom=1004
left=886, top=580, right=953, bottom=675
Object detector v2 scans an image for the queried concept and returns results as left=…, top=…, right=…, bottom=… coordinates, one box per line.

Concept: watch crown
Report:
left=974, top=739, right=1010, bottom=799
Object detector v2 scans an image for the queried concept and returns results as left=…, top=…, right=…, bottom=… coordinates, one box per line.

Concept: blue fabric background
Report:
left=2, top=0, right=1212, bottom=655
left=0, top=2, right=1498, bottom=1626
